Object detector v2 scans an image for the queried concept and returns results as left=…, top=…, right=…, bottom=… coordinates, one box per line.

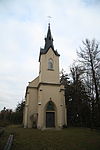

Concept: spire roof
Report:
left=39, top=24, right=60, bottom=61
left=44, top=23, right=54, bottom=51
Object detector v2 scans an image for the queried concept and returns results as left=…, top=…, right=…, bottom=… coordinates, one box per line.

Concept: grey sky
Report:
left=0, top=0, right=100, bottom=110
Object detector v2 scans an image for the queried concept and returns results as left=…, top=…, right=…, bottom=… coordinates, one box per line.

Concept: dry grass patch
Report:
left=0, top=125, right=100, bottom=150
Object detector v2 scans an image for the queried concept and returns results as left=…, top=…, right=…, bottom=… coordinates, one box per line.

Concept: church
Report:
left=23, top=24, right=67, bottom=129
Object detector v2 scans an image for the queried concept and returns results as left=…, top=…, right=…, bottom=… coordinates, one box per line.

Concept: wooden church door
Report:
left=46, top=112, right=55, bottom=127
left=46, top=101, right=55, bottom=128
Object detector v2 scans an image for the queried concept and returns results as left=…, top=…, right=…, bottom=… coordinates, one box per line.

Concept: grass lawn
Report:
left=0, top=125, right=100, bottom=150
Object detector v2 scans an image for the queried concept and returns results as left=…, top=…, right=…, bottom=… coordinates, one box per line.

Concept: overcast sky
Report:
left=0, top=0, right=100, bottom=111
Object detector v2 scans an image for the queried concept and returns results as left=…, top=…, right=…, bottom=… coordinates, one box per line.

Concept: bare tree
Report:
left=77, top=39, right=100, bottom=104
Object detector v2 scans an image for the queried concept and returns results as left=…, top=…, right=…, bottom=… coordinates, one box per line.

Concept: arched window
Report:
left=46, top=101, right=55, bottom=111
left=48, top=58, right=53, bottom=70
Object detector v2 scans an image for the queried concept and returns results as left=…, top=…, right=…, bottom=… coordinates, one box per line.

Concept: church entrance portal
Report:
left=45, top=101, right=56, bottom=128
left=46, top=112, right=55, bottom=127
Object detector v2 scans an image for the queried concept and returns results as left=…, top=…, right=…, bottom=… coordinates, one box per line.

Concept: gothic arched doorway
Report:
left=46, top=101, right=56, bottom=128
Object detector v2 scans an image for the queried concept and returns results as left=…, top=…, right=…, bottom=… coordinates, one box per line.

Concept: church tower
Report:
left=39, top=23, right=60, bottom=84
left=23, top=24, right=67, bottom=129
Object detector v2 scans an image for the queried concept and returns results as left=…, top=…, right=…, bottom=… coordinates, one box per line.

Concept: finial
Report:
left=48, top=16, right=52, bottom=25
left=48, top=22, right=50, bottom=29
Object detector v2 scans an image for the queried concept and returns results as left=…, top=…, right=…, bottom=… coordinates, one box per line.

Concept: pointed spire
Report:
left=44, top=23, right=54, bottom=50
left=47, top=23, right=52, bottom=40
left=39, top=24, right=60, bottom=62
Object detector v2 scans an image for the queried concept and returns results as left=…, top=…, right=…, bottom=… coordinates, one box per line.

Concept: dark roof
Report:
left=39, top=24, right=60, bottom=61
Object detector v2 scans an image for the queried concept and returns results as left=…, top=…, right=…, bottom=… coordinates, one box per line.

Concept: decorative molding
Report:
left=38, top=82, right=61, bottom=89
left=26, top=82, right=64, bottom=91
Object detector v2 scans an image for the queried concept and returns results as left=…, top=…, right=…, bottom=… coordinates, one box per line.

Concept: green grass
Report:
left=0, top=125, right=100, bottom=150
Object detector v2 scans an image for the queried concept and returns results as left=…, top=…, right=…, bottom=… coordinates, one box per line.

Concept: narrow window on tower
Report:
left=48, top=58, right=53, bottom=70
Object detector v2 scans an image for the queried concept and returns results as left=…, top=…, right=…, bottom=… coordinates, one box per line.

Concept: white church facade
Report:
left=23, top=24, right=67, bottom=129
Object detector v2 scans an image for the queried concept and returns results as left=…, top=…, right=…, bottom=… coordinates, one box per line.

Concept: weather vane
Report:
left=48, top=16, right=52, bottom=24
